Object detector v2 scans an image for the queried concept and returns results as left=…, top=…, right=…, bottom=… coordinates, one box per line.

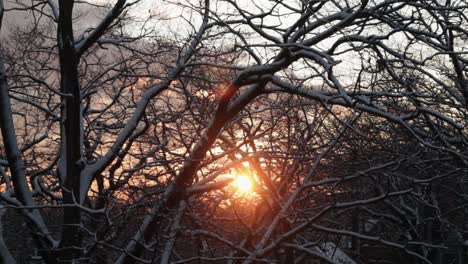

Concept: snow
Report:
left=317, top=242, right=356, bottom=264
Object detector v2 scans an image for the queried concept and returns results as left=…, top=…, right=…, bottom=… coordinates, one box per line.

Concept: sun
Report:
left=232, top=175, right=253, bottom=193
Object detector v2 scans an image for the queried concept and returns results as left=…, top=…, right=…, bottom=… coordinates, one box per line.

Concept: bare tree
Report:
left=0, top=0, right=468, bottom=263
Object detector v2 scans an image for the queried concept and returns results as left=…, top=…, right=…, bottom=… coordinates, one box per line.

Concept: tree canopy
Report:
left=0, top=0, right=468, bottom=263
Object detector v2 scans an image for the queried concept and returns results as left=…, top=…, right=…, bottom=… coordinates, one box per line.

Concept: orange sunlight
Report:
left=232, top=174, right=253, bottom=193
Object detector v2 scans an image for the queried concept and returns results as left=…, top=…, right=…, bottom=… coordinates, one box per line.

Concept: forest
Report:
left=0, top=0, right=468, bottom=263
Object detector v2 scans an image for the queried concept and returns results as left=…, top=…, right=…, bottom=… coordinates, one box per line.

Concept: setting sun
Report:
left=232, top=175, right=253, bottom=193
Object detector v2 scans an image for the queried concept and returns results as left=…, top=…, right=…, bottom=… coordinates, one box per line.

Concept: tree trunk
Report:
left=57, top=1, right=84, bottom=261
